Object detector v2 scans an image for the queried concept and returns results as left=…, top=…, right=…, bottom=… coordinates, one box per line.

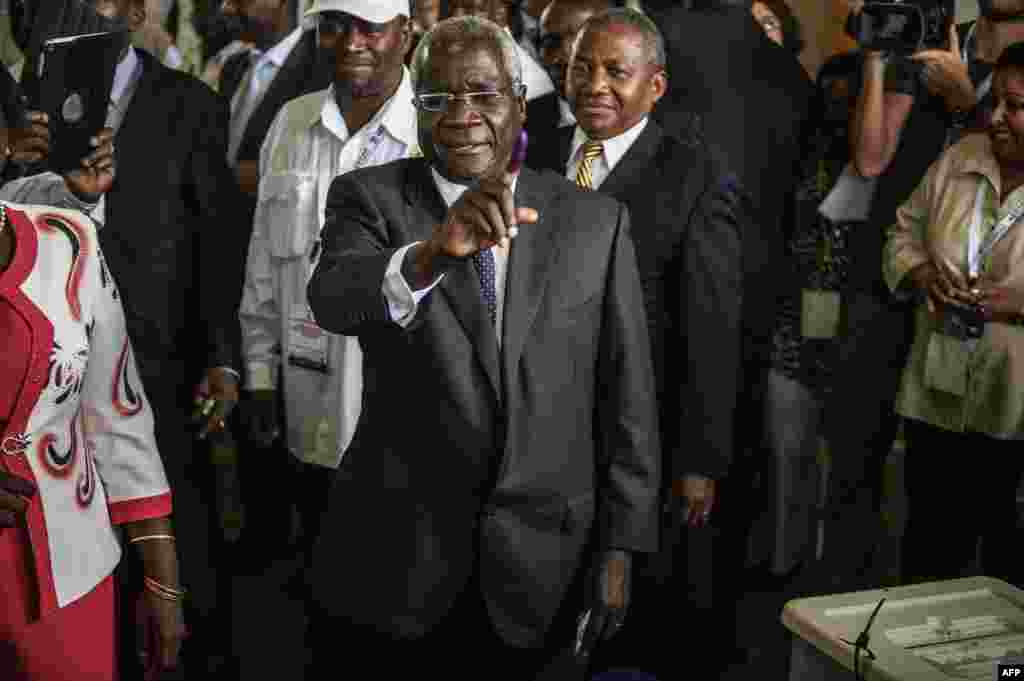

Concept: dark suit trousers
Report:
left=308, top=573, right=558, bottom=681
left=820, top=292, right=913, bottom=590
left=589, top=511, right=719, bottom=678
left=902, top=420, right=1024, bottom=589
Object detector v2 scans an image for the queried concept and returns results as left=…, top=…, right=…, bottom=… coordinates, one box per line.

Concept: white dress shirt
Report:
left=565, top=116, right=648, bottom=190
left=514, top=39, right=555, bottom=102
left=91, top=47, right=145, bottom=225
left=384, top=170, right=520, bottom=348
left=240, top=68, right=419, bottom=467
left=228, top=26, right=304, bottom=166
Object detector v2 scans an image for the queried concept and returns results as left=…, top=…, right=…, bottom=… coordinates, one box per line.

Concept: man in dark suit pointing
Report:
left=306, top=13, right=659, bottom=679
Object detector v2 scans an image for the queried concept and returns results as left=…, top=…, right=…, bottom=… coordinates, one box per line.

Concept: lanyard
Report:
left=967, top=179, right=1024, bottom=280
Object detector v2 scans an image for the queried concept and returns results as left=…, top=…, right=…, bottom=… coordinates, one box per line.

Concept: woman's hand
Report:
left=977, top=283, right=1024, bottom=324
left=136, top=590, right=187, bottom=679
left=0, top=471, right=36, bottom=528
left=908, top=261, right=974, bottom=314
left=125, top=517, right=187, bottom=679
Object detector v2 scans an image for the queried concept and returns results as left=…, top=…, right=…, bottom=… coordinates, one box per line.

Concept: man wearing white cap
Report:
left=238, top=0, right=417, bottom=560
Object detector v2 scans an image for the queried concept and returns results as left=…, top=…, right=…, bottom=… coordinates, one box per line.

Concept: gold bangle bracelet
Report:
left=143, top=584, right=184, bottom=603
left=144, top=576, right=187, bottom=602
left=144, top=576, right=185, bottom=595
left=129, top=534, right=176, bottom=545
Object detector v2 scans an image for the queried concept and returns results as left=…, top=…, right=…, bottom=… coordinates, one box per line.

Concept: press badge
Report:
left=288, top=303, right=329, bottom=373
left=801, top=290, right=841, bottom=339
left=923, top=332, right=972, bottom=397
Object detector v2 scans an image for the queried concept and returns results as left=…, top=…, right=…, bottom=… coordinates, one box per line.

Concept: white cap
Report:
left=305, top=0, right=411, bottom=23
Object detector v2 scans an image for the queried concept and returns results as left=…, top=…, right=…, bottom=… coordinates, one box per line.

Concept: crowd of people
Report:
left=0, top=0, right=1023, bottom=680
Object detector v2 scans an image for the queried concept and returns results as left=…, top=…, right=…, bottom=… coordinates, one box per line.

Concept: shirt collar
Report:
left=257, top=26, right=304, bottom=69
left=110, top=46, right=140, bottom=105
left=569, top=116, right=649, bottom=172
left=952, top=133, right=1002, bottom=189
left=430, top=166, right=520, bottom=208
left=557, top=97, right=576, bottom=128
left=315, top=67, right=418, bottom=148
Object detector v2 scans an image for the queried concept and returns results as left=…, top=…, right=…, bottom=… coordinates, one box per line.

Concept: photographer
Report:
left=882, top=42, right=1024, bottom=589
left=953, top=0, right=1024, bottom=137
left=816, top=0, right=976, bottom=593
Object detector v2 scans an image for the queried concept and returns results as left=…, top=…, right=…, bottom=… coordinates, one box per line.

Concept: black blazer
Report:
left=524, top=90, right=562, bottom=163
left=219, top=28, right=330, bottom=165
left=535, top=120, right=749, bottom=481
left=649, top=6, right=812, bottom=270
left=97, top=50, right=248, bottom=397
left=307, top=159, right=660, bottom=648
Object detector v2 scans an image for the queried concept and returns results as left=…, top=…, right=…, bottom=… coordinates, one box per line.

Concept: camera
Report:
left=845, top=0, right=954, bottom=55
left=938, top=301, right=986, bottom=341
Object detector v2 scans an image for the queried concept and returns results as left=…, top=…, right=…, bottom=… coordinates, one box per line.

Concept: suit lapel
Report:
left=402, top=161, right=502, bottom=402
left=597, top=119, right=663, bottom=199
left=555, top=126, right=573, bottom=176
left=220, top=52, right=249, bottom=104
left=114, top=51, right=161, bottom=145
left=502, top=167, right=555, bottom=393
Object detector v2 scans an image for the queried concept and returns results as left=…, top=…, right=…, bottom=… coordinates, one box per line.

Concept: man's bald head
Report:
left=539, top=0, right=616, bottom=99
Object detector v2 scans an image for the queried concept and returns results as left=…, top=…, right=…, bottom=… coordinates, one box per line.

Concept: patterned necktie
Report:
left=574, top=140, right=605, bottom=190
left=471, top=248, right=497, bottom=327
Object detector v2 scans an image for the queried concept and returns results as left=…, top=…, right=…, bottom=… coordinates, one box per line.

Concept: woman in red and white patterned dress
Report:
left=0, top=193, right=187, bottom=679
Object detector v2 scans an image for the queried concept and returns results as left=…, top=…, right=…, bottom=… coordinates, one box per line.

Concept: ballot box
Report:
left=782, top=576, right=1024, bottom=681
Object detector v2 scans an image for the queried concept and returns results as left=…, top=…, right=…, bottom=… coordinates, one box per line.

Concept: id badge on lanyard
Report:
left=966, top=181, right=1024, bottom=284
left=924, top=180, right=1024, bottom=397
left=288, top=302, right=329, bottom=373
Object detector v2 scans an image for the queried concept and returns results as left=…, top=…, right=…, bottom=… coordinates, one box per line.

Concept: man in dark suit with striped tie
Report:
left=530, top=8, right=754, bottom=677
left=305, top=14, right=659, bottom=679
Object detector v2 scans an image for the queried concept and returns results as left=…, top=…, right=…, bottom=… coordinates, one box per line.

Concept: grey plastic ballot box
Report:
left=781, top=577, right=1024, bottom=681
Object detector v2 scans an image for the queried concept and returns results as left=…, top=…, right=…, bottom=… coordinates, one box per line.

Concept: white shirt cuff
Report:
left=384, top=242, right=444, bottom=327
left=89, top=195, right=106, bottom=227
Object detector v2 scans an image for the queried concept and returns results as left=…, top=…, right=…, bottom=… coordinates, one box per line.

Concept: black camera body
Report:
left=845, top=0, right=954, bottom=55
left=939, top=301, right=987, bottom=341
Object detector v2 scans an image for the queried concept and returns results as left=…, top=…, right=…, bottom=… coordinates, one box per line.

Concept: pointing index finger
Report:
left=504, top=130, right=529, bottom=240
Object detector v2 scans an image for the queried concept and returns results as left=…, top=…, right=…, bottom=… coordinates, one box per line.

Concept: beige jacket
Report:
left=885, top=132, right=1024, bottom=438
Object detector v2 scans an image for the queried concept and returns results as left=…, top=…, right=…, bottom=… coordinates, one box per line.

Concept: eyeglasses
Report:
left=413, top=85, right=526, bottom=113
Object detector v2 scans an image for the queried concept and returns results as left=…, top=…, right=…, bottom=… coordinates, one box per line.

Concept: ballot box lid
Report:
left=781, top=577, right=1024, bottom=681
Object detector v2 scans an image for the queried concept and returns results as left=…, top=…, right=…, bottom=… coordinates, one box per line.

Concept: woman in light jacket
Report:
left=0, top=197, right=187, bottom=679
left=884, top=42, right=1024, bottom=590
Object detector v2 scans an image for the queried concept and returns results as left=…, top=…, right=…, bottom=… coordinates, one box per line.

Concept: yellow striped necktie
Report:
left=574, top=140, right=605, bottom=190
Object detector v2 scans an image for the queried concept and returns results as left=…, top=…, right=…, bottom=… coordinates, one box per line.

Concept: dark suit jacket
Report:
left=533, top=120, right=746, bottom=482
left=649, top=6, right=812, bottom=310
left=98, top=50, right=247, bottom=400
left=524, top=91, right=562, bottom=163
left=219, top=28, right=329, bottom=166
left=306, top=159, right=660, bottom=647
